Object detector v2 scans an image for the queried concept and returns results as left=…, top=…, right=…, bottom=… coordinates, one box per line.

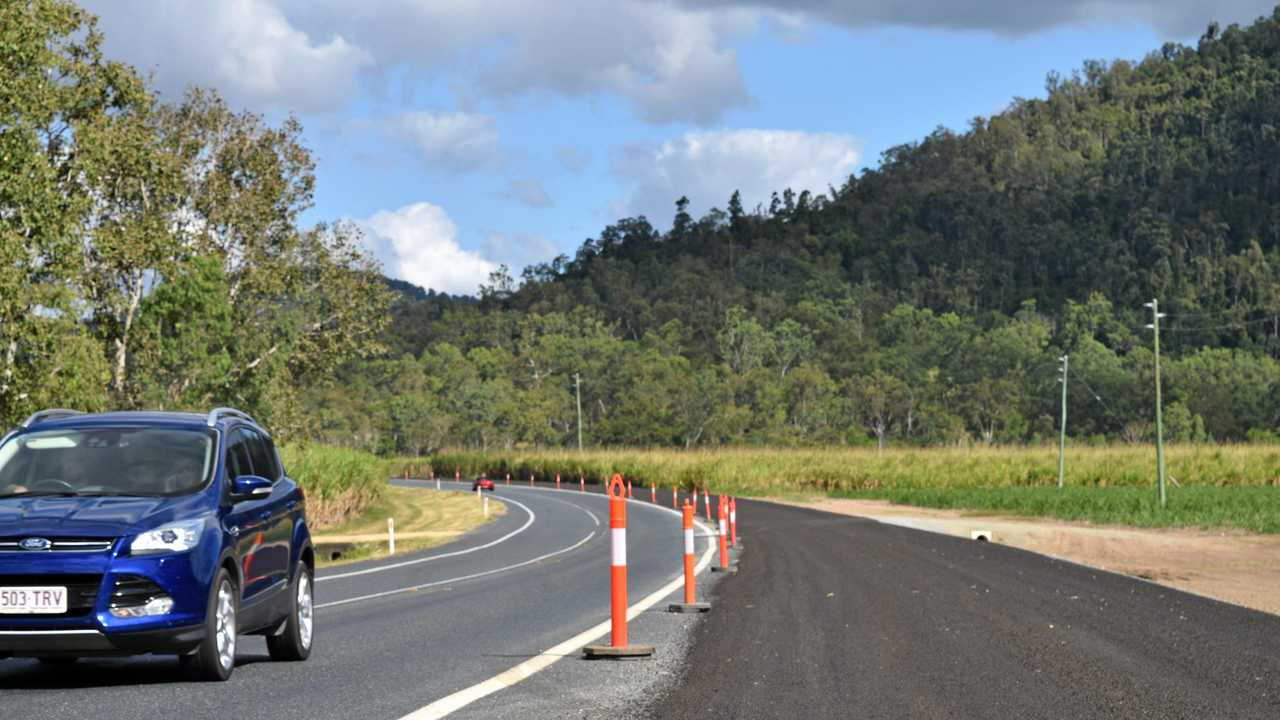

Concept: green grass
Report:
left=839, top=486, right=1280, bottom=533
left=280, top=444, right=388, bottom=528
left=404, top=445, right=1280, bottom=534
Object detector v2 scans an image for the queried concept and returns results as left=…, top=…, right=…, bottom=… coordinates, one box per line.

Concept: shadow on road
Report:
left=0, top=652, right=271, bottom=690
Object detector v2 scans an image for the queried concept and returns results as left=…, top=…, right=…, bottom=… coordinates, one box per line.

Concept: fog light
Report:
left=109, top=595, right=174, bottom=618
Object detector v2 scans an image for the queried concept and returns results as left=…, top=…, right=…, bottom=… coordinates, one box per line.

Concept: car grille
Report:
left=0, top=574, right=102, bottom=616
left=0, top=537, right=115, bottom=553
left=109, top=575, right=167, bottom=608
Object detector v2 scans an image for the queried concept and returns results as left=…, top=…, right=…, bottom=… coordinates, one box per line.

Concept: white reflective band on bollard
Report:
left=611, top=528, right=627, bottom=566
left=719, top=519, right=727, bottom=536
left=684, top=528, right=695, bottom=555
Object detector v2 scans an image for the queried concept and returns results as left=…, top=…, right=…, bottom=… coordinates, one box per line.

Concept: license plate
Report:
left=0, top=587, right=68, bottom=614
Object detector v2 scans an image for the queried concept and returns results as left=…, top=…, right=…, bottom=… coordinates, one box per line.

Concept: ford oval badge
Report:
left=19, top=537, right=51, bottom=551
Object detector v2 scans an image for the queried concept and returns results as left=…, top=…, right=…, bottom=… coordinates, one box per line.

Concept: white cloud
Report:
left=614, top=129, right=861, bottom=225
left=467, top=2, right=757, bottom=124
left=483, top=233, right=561, bottom=273
left=81, top=0, right=372, bottom=112
left=502, top=179, right=553, bottom=208
left=679, top=0, right=1276, bottom=36
left=79, top=0, right=1278, bottom=125
left=360, top=202, right=496, bottom=295
left=392, top=111, right=501, bottom=173
left=83, top=0, right=763, bottom=125
left=556, top=146, right=592, bottom=174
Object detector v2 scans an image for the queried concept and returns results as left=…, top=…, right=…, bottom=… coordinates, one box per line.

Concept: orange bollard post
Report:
left=627, top=479, right=633, bottom=499
left=580, top=475, right=585, bottom=492
left=703, top=489, right=712, bottom=522
left=556, top=473, right=561, bottom=490
left=584, top=475, right=654, bottom=657
left=650, top=483, right=656, bottom=503
left=669, top=499, right=710, bottom=613
left=712, top=495, right=736, bottom=573
left=455, top=469, right=460, bottom=483
left=672, top=487, right=678, bottom=509
left=505, top=472, right=511, bottom=485
left=729, top=497, right=738, bottom=548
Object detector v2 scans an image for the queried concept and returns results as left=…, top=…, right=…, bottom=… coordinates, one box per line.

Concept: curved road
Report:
left=0, top=481, right=708, bottom=720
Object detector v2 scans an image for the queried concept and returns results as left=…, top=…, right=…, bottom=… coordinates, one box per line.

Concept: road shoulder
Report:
left=773, top=495, right=1280, bottom=616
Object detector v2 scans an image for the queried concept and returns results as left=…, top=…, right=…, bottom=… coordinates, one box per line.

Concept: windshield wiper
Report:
left=1, top=491, right=112, bottom=498
left=0, top=492, right=76, bottom=499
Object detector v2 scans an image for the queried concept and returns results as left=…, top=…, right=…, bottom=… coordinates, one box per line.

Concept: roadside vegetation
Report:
left=419, top=445, right=1280, bottom=534
left=279, top=445, right=388, bottom=528
left=314, top=485, right=504, bottom=566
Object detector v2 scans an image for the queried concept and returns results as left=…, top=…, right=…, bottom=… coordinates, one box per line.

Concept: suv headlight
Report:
left=130, top=518, right=206, bottom=556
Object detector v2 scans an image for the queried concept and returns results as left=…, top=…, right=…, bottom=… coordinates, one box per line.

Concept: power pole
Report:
left=1058, top=354, right=1068, bottom=489
left=1144, top=300, right=1167, bottom=507
left=574, top=372, right=583, bottom=451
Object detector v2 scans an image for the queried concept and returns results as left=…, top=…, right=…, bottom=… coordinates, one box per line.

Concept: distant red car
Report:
left=471, top=476, right=495, bottom=492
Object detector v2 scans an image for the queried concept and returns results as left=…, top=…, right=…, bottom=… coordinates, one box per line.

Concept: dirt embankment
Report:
left=781, top=497, right=1280, bottom=616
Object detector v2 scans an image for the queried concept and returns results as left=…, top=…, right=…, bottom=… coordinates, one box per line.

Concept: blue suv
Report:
left=0, top=408, right=314, bottom=681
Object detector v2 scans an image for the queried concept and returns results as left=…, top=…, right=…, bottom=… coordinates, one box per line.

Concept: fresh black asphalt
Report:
left=649, top=498, right=1280, bottom=719
left=0, top=481, right=704, bottom=720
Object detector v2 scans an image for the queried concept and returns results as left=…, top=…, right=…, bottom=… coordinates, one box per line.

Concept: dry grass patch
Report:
left=315, top=485, right=505, bottom=566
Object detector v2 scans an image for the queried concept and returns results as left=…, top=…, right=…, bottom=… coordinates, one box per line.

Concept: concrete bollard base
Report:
left=668, top=602, right=711, bottom=614
left=583, top=644, right=655, bottom=659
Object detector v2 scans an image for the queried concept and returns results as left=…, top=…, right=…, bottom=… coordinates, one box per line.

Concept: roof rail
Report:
left=205, top=407, right=256, bottom=428
left=20, top=409, right=85, bottom=428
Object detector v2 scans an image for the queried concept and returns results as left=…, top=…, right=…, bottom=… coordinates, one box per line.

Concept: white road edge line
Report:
left=318, top=490, right=602, bottom=601
left=398, top=506, right=719, bottom=720
left=315, top=528, right=599, bottom=610
left=317, top=494, right=537, bottom=582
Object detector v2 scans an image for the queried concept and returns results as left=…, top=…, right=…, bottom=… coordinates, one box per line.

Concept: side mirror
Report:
left=230, top=474, right=273, bottom=501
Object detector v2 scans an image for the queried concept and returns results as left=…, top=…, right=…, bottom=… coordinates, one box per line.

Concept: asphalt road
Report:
left=0, top=481, right=706, bottom=720
left=650, top=499, right=1280, bottom=720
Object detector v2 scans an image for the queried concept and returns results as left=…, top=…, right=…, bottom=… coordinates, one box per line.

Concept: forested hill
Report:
left=318, top=10, right=1280, bottom=453
left=509, top=12, right=1280, bottom=346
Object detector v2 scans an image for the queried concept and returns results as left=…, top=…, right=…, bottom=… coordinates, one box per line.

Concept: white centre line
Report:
left=317, top=487, right=604, bottom=609
left=317, top=494, right=538, bottom=583
left=316, top=529, right=599, bottom=610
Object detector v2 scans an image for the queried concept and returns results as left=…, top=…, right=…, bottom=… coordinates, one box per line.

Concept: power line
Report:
left=1075, top=376, right=1113, bottom=414
left=1158, top=306, right=1257, bottom=319
left=1161, top=315, right=1277, bottom=333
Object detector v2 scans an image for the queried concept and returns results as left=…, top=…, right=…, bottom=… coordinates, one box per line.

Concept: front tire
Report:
left=37, top=657, right=78, bottom=666
left=188, top=568, right=238, bottom=681
left=266, top=563, right=313, bottom=662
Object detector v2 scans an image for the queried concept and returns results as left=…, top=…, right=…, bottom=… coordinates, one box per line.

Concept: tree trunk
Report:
left=111, top=276, right=144, bottom=394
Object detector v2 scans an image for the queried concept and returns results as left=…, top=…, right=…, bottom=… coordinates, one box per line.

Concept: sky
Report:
left=79, top=1, right=1279, bottom=295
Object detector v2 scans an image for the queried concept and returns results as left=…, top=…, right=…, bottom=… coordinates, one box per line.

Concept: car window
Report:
left=0, top=427, right=215, bottom=498
left=244, top=429, right=280, bottom=481
left=225, top=431, right=253, bottom=481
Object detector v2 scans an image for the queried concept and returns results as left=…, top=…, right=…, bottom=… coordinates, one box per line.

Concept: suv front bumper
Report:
left=0, top=623, right=205, bottom=657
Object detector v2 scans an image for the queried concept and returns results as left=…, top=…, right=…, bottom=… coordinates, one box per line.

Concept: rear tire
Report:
left=188, top=568, right=238, bottom=681
left=266, top=563, right=313, bottom=662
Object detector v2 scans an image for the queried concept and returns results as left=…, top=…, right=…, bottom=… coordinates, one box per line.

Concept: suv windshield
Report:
left=0, top=427, right=215, bottom=498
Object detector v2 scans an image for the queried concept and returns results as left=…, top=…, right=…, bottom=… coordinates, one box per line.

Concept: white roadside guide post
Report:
left=388, top=518, right=396, bottom=555
left=483, top=494, right=489, bottom=519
